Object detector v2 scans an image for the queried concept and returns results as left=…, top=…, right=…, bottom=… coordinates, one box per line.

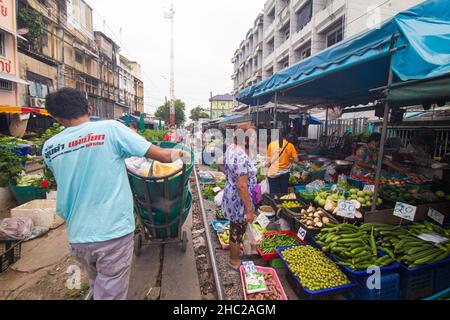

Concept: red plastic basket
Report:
left=240, top=266, right=288, bottom=300
left=257, top=231, right=303, bottom=261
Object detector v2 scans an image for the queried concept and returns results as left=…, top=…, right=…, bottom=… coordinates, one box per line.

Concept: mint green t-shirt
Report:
left=43, top=120, right=152, bottom=244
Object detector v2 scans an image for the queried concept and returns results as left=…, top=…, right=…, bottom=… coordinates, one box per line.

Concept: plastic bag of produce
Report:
left=260, top=179, right=270, bottom=195
left=125, top=157, right=153, bottom=176
left=0, top=217, right=34, bottom=240
left=150, top=159, right=183, bottom=178
left=305, top=180, right=325, bottom=192
left=243, top=224, right=263, bottom=255
left=214, top=190, right=224, bottom=207
left=126, top=157, right=183, bottom=178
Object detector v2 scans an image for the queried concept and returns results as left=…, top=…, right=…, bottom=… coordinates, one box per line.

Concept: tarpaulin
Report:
left=0, top=105, right=50, bottom=116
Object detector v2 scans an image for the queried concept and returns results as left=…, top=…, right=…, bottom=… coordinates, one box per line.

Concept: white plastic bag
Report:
left=260, top=179, right=270, bottom=195
left=277, top=218, right=291, bottom=231
left=214, top=190, right=224, bottom=207
left=0, top=217, right=34, bottom=240
left=243, top=223, right=263, bottom=255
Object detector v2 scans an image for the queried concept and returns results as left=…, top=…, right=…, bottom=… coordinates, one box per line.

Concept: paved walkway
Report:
left=1, top=210, right=201, bottom=300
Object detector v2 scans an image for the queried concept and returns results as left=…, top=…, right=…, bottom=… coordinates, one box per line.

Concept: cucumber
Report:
left=347, top=242, right=367, bottom=249
left=354, top=255, right=373, bottom=264
left=340, top=232, right=367, bottom=239
left=337, top=238, right=365, bottom=244
left=351, top=247, right=368, bottom=255
left=379, top=247, right=395, bottom=259
left=409, top=248, right=440, bottom=262
left=407, top=246, right=432, bottom=256
left=316, top=241, right=326, bottom=247
left=414, top=251, right=446, bottom=266
left=426, top=251, right=449, bottom=265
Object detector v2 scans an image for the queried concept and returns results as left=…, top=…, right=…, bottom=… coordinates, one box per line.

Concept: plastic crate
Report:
left=293, top=210, right=340, bottom=242
left=256, top=231, right=302, bottom=261
left=8, top=182, right=46, bottom=205
left=269, top=258, right=285, bottom=269
left=398, top=265, right=434, bottom=300
left=311, top=236, right=400, bottom=276
left=210, top=220, right=230, bottom=233
left=0, top=240, right=22, bottom=273
left=277, top=244, right=356, bottom=299
left=345, top=272, right=400, bottom=300
left=240, top=266, right=288, bottom=300
left=424, top=288, right=450, bottom=300
left=347, top=177, right=367, bottom=190
left=433, top=259, right=450, bottom=294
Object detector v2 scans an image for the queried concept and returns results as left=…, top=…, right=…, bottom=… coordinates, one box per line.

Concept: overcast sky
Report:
left=88, top=0, right=264, bottom=115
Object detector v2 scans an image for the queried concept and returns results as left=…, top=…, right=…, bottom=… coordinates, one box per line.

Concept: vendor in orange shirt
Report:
left=266, top=132, right=300, bottom=194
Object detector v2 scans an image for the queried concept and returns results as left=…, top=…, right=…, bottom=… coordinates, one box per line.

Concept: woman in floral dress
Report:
left=221, top=124, right=257, bottom=270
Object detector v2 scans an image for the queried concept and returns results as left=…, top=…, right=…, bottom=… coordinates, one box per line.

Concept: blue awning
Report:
left=309, top=116, right=322, bottom=125
left=236, top=0, right=450, bottom=107
left=217, top=114, right=244, bottom=124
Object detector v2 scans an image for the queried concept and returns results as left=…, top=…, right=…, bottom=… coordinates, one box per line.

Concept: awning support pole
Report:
left=274, top=92, right=278, bottom=129
left=256, top=98, right=259, bottom=128
left=371, top=35, right=398, bottom=212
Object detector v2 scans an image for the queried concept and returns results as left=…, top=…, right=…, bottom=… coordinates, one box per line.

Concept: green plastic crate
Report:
left=8, top=183, right=46, bottom=205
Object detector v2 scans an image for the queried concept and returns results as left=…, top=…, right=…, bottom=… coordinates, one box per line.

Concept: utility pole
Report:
left=210, top=91, right=213, bottom=120
left=164, top=3, right=176, bottom=127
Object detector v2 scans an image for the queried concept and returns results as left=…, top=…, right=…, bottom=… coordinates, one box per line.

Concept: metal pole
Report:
left=371, top=35, right=398, bottom=212
left=273, top=92, right=278, bottom=129
left=210, top=91, right=213, bottom=120
left=324, top=107, right=329, bottom=137
left=256, top=98, right=259, bottom=128
left=193, top=167, right=225, bottom=300
left=371, top=100, right=390, bottom=212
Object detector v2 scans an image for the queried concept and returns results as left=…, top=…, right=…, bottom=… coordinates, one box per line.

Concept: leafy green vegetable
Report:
left=140, top=130, right=168, bottom=142
left=0, top=138, right=27, bottom=188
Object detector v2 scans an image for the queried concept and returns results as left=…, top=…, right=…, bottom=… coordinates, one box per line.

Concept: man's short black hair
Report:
left=45, top=88, right=89, bottom=120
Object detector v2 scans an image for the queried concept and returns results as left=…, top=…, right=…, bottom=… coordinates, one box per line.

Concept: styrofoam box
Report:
left=11, top=200, right=64, bottom=229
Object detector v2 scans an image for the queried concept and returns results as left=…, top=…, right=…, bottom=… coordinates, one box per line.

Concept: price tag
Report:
left=393, top=202, right=417, bottom=222
left=417, top=233, right=448, bottom=245
left=428, top=208, right=445, bottom=226
left=256, top=214, right=271, bottom=229
left=336, top=200, right=356, bottom=219
left=297, top=226, right=307, bottom=241
left=364, top=185, right=375, bottom=193
left=212, top=187, right=222, bottom=193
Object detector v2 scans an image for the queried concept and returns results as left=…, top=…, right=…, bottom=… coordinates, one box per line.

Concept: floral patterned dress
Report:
left=221, top=145, right=257, bottom=224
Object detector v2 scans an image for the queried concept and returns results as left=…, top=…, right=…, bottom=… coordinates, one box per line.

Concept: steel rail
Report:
left=193, top=165, right=225, bottom=300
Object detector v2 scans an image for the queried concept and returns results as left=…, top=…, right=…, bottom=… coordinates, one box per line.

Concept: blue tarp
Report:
left=236, top=0, right=450, bottom=107
left=309, top=116, right=323, bottom=125
left=217, top=114, right=243, bottom=124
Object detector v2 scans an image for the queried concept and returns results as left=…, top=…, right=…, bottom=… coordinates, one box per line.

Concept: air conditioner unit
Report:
left=30, top=97, right=46, bottom=108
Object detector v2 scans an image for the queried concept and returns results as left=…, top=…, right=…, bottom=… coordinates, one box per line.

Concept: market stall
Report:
left=227, top=0, right=450, bottom=300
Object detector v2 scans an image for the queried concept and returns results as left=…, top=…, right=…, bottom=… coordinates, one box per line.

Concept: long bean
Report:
left=259, top=234, right=300, bottom=254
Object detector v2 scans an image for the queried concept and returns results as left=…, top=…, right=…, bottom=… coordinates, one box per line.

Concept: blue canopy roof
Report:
left=217, top=114, right=243, bottom=124
left=236, top=0, right=450, bottom=107
left=309, top=116, right=323, bottom=126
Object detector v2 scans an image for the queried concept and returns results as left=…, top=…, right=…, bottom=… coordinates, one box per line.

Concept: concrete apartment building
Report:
left=119, top=55, right=144, bottom=115
left=12, top=0, right=144, bottom=122
left=95, top=31, right=124, bottom=119
left=231, top=14, right=264, bottom=92
left=232, top=0, right=425, bottom=94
